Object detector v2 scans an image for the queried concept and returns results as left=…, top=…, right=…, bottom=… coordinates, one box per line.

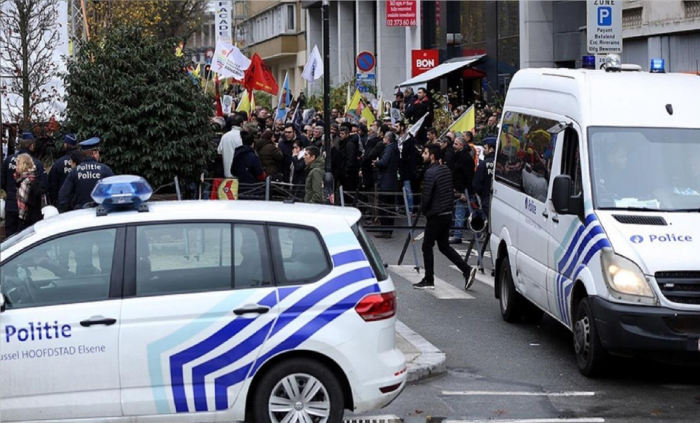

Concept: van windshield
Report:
left=589, top=127, right=700, bottom=211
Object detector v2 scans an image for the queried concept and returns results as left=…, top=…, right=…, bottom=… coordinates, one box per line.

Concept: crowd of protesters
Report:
left=211, top=86, right=502, bottom=242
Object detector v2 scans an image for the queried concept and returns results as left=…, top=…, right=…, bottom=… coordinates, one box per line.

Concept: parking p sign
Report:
left=587, top=0, right=622, bottom=54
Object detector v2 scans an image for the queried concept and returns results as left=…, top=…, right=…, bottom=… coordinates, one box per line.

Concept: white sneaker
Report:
left=464, top=267, right=477, bottom=290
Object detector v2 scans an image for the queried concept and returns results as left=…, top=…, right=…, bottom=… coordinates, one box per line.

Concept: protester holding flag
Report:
left=405, top=88, right=434, bottom=144
left=255, top=129, right=285, bottom=181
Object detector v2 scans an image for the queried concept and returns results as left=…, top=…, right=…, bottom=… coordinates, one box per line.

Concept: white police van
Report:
left=490, top=56, right=700, bottom=376
left=0, top=176, right=406, bottom=422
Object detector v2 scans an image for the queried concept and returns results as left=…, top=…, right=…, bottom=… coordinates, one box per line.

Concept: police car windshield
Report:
left=0, top=226, right=35, bottom=254
left=589, top=127, right=700, bottom=211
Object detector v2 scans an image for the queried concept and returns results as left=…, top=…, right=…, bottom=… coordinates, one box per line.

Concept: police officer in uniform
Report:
left=0, top=132, right=47, bottom=237
left=58, top=137, right=114, bottom=213
left=48, top=133, right=79, bottom=205
left=473, top=136, right=496, bottom=266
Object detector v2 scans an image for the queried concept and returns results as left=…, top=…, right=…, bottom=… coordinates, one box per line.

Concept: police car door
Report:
left=546, top=125, right=590, bottom=325
left=119, top=222, right=278, bottom=417
left=0, top=227, right=125, bottom=421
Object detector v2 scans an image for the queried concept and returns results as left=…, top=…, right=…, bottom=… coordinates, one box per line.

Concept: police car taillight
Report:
left=355, top=291, right=396, bottom=322
left=91, top=175, right=153, bottom=215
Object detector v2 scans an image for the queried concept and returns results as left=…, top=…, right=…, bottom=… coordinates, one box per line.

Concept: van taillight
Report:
left=355, top=291, right=396, bottom=322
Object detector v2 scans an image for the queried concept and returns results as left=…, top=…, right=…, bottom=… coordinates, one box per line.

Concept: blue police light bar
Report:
left=582, top=55, right=596, bottom=70
left=91, top=175, right=153, bottom=215
left=650, top=58, right=665, bottom=73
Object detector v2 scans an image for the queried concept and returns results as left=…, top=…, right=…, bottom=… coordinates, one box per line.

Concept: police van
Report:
left=490, top=55, right=700, bottom=376
left=0, top=176, right=406, bottom=422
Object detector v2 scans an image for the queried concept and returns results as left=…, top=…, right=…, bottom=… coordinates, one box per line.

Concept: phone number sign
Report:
left=386, top=1, right=417, bottom=27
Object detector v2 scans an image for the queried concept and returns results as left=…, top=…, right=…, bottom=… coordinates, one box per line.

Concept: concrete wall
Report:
left=519, top=0, right=554, bottom=68
left=376, top=0, right=406, bottom=96
left=337, top=0, right=355, bottom=83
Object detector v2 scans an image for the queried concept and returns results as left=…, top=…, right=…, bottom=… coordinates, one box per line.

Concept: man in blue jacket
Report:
left=231, top=131, right=267, bottom=199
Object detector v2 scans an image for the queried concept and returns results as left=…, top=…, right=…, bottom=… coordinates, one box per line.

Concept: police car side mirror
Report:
left=552, top=175, right=573, bottom=215
left=0, top=293, right=6, bottom=313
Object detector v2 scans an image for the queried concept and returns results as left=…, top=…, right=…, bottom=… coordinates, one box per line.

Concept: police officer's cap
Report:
left=80, top=137, right=102, bottom=151
left=484, top=137, right=497, bottom=148
left=21, top=132, right=34, bottom=141
left=64, top=133, right=78, bottom=146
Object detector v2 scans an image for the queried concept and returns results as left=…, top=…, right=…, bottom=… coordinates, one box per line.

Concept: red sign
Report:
left=411, top=49, right=439, bottom=77
left=386, top=1, right=417, bottom=27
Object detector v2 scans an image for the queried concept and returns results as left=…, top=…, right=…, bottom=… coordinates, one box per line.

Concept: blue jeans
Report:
left=453, top=200, right=467, bottom=239
left=402, top=180, right=414, bottom=214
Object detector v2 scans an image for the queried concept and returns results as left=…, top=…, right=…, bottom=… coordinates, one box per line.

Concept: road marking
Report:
left=389, top=265, right=474, bottom=300
left=442, top=391, right=596, bottom=397
left=443, top=419, right=604, bottom=423
left=450, top=266, right=495, bottom=288
left=453, top=246, right=491, bottom=257
left=414, top=231, right=424, bottom=240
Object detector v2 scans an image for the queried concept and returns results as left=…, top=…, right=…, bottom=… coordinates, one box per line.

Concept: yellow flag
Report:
left=449, top=105, right=475, bottom=134
left=346, top=89, right=362, bottom=114
left=236, top=90, right=251, bottom=113
left=361, top=103, right=376, bottom=125
left=192, top=64, right=201, bottom=78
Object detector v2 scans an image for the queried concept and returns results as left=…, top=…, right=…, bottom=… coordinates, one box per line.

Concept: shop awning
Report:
left=397, top=54, right=485, bottom=88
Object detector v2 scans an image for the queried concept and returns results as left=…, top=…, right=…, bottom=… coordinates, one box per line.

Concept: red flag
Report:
left=243, top=53, right=278, bottom=95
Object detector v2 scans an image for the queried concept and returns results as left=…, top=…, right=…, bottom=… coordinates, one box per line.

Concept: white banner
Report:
left=301, top=45, right=324, bottom=82
left=222, top=95, right=233, bottom=115
left=215, top=1, right=233, bottom=45
left=212, top=41, right=251, bottom=80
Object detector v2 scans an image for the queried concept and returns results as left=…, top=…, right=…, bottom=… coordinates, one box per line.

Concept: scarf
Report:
left=16, top=169, right=37, bottom=221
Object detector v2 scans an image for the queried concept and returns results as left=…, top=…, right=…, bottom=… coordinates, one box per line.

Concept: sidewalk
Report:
left=395, top=320, right=446, bottom=383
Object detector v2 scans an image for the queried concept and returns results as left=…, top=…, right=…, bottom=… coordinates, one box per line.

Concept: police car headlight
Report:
left=601, top=250, right=656, bottom=302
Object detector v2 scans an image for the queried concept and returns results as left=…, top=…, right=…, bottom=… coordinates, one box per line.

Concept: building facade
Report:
left=521, top=0, right=700, bottom=73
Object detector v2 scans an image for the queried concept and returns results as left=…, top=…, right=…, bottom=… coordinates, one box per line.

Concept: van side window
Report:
left=496, top=111, right=559, bottom=202
left=269, top=225, right=331, bottom=286
left=135, top=223, right=232, bottom=296
left=0, top=228, right=117, bottom=309
left=561, top=128, right=583, bottom=197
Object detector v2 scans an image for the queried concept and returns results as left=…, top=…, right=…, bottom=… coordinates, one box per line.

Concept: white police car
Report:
left=0, top=176, right=406, bottom=423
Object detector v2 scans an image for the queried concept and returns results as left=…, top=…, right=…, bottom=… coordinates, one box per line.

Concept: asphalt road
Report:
left=356, top=228, right=700, bottom=423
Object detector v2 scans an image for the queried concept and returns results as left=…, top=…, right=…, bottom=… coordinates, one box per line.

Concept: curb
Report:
left=396, top=320, right=446, bottom=382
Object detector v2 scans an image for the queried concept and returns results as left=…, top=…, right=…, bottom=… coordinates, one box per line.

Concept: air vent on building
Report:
left=623, top=7, right=643, bottom=28
left=686, top=1, right=700, bottom=19
left=612, top=215, right=667, bottom=226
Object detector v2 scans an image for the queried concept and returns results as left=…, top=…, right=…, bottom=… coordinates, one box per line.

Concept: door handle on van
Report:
left=542, top=210, right=549, bottom=219
left=233, top=305, right=271, bottom=316
left=552, top=216, right=560, bottom=223
left=80, top=317, right=117, bottom=327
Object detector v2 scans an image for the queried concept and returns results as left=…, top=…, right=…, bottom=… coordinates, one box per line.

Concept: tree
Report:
left=87, top=0, right=208, bottom=45
left=0, top=0, right=63, bottom=132
left=63, top=25, right=215, bottom=189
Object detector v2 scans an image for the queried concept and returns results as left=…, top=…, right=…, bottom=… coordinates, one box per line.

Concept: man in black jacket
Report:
left=373, top=131, right=400, bottom=238
left=415, top=144, right=477, bottom=290
left=449, top=137, right=476, bottom=244
left=48, top=133, right=79, bottom=205
left=338, top=124, right=360, bottom=193
left=1, top=133, right=47, bottom=237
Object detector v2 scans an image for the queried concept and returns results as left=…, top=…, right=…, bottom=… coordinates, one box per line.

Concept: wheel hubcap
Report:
left=574, top=315, right=590, bottom=357
left=269, top=373, right=331, bottom=423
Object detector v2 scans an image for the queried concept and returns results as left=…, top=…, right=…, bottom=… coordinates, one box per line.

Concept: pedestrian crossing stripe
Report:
left=449, top=265, right=495, bottom=288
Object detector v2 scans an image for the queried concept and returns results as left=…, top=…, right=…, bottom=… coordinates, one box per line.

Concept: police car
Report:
left=0, top=176, right=406, bottom=422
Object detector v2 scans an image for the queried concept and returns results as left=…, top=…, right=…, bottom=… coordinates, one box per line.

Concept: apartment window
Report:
left=285, top=4, right=296, bottom=32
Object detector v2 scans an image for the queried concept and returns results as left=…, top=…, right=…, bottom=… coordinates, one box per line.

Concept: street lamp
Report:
left=322, top=0, right=334, bottom=205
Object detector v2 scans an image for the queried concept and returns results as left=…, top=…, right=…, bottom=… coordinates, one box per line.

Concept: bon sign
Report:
left=386, top=0, right=417, bottom=27
left=411, top=50, right=439, bottom=77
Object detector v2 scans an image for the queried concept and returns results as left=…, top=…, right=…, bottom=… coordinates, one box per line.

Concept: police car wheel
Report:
left=573, top=297, right=608, bottom=377
left=499, top=256, right=526, bottom=323
left=252, top=358, right=344, bottom=423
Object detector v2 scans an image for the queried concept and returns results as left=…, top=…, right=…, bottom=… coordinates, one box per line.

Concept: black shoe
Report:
left=448, top=237, right=462, bottom=245
left=464, top=267, right=477, bottom=291
left=413, top=278, right=435, bottom=290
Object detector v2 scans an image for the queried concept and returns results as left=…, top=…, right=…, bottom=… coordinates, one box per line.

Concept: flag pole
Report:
left=322, top=0, right=334, bottom=205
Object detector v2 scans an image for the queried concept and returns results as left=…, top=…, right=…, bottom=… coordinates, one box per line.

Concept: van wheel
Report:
left=499, top=257, right=526, bottom=322
left=251, top=358, right=344, bottom=423
left=574, top=297, right=608, bottom=377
